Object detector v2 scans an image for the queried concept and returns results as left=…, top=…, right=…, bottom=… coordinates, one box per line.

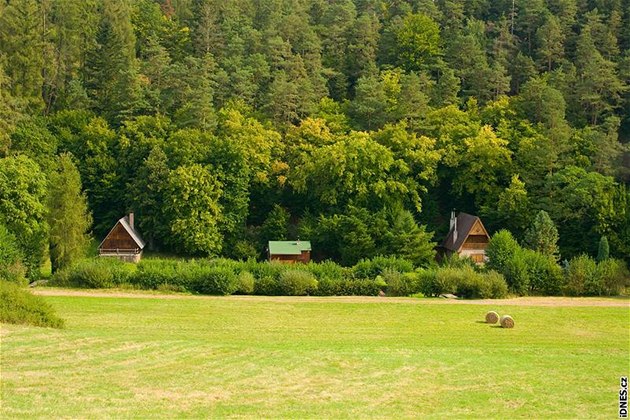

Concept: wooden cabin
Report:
left=437, top=212, right=490, bottom=264
left=268, top=240, right=311, bottom=263
left=98, top=213, right=146, bottom=263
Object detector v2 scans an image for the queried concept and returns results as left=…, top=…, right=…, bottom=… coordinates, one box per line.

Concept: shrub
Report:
left=503, top=251, right=530, bottom=295
left=456, top=272, right=492, bottom=299
left=596, top=259, right=629, bottom=296
left=417, top=269, right=438, bottom=296
left=483, top=271, right=509, bottom=299
left=188, top=266, right=237, bottom=295
left=523, top=250, right=563, bottom=295
left=254, top=276, right=279, bottom=295
left=131, top=259, right=181, bottom=289
left=51, top=258, right=136, bottom=289
left=305, top=261, right=349, bottom=281
left=235, top=271, right=255, bottom=294
left=0, top=280, right=64, bottom=328
left=440, top=253, right=477, bottom=269
left=486, top=230, right=520, bottom=273
left=563, top=255, right=597, bottom=296
left=385, top=270, right=422, bottom=297
left=353, top=256, right=414, bottom=279
left=417, top=266, right=508, bottom=299
left=313, top=277, right=384, bottom=296
left=242, top=260, right=285, bottom=282
left=315, top=277, right=342, bottom=296
left=277, top=270, right=318, bottom=296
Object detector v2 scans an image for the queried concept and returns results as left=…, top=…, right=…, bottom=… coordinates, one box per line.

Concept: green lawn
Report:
left=1, top=292, right=628, bottom=418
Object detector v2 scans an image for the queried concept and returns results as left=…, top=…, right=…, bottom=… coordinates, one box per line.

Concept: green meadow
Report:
left=2, top=291, right=628, bottom=418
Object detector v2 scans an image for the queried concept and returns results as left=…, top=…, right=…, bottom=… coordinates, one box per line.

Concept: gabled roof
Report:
left=98, top=215, right=146, bottom=250
left=440, top=213, right=488, bottom=252
left=268, top=241, right=311, bottom=255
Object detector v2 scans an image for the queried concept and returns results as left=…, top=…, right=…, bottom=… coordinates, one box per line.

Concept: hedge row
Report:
left=487, top=230, right=629, bottom=296
left=49, top=256, right=511, bottom=299
left=383, top=267, right=509, bottom=299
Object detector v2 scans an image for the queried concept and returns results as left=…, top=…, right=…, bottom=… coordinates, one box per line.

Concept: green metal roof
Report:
left=268, top=241, right=312, bottom=255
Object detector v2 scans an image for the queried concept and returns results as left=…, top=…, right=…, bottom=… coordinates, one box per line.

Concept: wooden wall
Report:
left=269, top=251, right=311, bottom=264
left=99, top=223, right=140, bottom=253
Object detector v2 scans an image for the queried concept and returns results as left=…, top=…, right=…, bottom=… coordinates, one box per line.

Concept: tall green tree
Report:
left=47, top=153, right=92, bottom=272
left=0, top=155, right=48, bottom=278
left=164, top=164, right=223, bottom=255
left=596, top=235, right=609, bottom=261
left=261, top=204, right=289, bottom=241
left=536, top=15, right=565, bottom=71
left=523, top=210, right=560, bottom=260
left=574, top=24, right=625, bottom=125
left=85, top=0, right=145, bottom=124
left=394, top=13, right=441, bottom=72
left=0, top=0, right=47, bottom=111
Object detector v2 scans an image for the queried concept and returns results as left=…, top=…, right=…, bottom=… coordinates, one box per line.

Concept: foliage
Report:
left=597, top=236, right=609, bottom=262
left=563, top=255, right=598, bottom=296
left=188, top=266, right=237, bottom=296
left=418, top=266, right=508, bottom=299
left=164, top=164, right=223, bottom=256
left=234, top=271, right=255, bottom=295
left=564, top=255, right=630, bottom=296
left=353, top=256, right=414, bottom=279
left=0, top=280, right=64, bottom=328
left=486, top=230, right=520, bottom=273
left=384, top=270, right=423, bottom=297
left=47, top=153, right=92, bottom=272
left=277, top=270, right=318, bottom=296
left=51, top=258, right=136, bottom=288
left=0, top=0, right=628, bottom=275
left=0, top=155, right=48, bottom=278
left=0, top=224, right=27, bottom=285
left=523, top=210, right=560, bottom=260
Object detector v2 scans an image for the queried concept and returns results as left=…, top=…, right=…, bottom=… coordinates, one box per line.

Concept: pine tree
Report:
left=48, top=153, right=92, bottom=272
left=523, top=210, right=560, bottom=260
left=0, top=62, right=24, bottom=155
left=0, top=0, right=46, bottom=111
left=574, top=24, right=625, bottom=125
left=596, top=236, right=609, bottom=261
left=537, top=15, right=564, bottom=71
left=85, top=0, right=145, bottom=124
left=261, top=204, right=289, bottom=241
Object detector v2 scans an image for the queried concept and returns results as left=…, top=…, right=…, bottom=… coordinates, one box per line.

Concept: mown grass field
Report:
left=1, top=290, right=628, bottom=418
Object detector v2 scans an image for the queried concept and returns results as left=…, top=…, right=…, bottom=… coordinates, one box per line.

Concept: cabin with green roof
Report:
left=268, top=240, right=312, bottom=264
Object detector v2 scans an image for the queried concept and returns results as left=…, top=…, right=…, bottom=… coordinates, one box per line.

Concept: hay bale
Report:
left=500, top=315, right=514, bottom=328
left=485, top=311, right=499, bottom=324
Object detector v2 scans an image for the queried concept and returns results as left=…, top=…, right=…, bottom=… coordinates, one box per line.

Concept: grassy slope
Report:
left=1, top=294, right=628, bottom=418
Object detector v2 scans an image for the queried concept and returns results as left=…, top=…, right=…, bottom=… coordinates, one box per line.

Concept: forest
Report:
left=0, top=0, right=629, bottom=280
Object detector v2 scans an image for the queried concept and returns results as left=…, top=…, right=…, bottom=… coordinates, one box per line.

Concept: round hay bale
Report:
left=500, top=315, right=515, bottom=328
left=485, top=311, right=499, bottom=324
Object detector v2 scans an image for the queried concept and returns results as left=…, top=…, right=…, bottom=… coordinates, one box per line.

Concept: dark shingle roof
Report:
left=440, top=213, right=483, bottom=252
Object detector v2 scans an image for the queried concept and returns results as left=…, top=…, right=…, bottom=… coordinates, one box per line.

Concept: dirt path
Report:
left=32, top=288, right=630, bottom=307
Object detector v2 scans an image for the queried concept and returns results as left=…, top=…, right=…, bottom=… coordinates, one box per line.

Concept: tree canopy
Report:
left=0, top=0, right=628, bottom=275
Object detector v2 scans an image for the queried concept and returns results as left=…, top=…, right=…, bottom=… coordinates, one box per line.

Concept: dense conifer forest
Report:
left=1, top=0, right=629, bottom=278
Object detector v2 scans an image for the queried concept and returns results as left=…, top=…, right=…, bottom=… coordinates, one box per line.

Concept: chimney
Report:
left=450, top=210, right=458, bottom=244
left=129, top=212, right=134, bottom=230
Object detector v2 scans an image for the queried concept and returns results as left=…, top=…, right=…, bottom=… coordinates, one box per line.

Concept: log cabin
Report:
left=268, top=240, right=311, bottom=263
left=437, top=212, right=490, bottom=264
left=98, top=213, right=146, bottom=263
